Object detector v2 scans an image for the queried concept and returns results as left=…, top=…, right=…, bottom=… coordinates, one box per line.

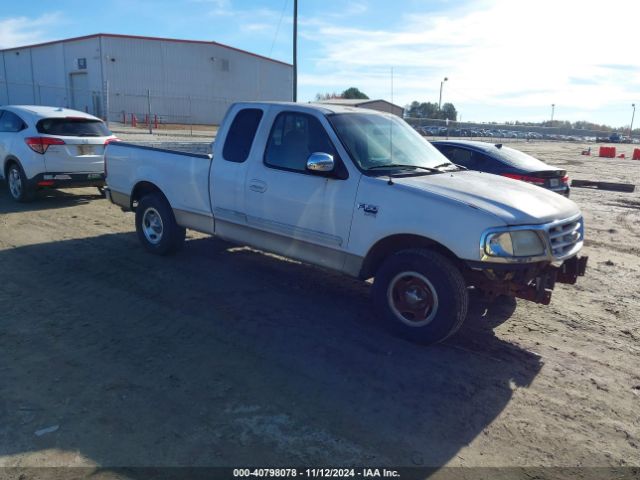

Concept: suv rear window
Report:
left=36, top=118, right=111, bottom=137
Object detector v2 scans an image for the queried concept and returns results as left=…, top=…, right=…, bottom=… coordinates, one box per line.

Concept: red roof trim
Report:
left=0, top=33, right=292, bottom=67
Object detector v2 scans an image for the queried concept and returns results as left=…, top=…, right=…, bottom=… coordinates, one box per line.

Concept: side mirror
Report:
left=306, top=152, right=335, bottom=173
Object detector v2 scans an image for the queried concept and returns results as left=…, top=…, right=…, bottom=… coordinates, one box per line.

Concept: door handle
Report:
left=249, top=179, right=267, bottom=193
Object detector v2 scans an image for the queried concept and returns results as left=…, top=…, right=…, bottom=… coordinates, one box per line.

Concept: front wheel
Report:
left=135, top=192, right=186, bottom=255
left=372, top=249, right=468, bottom=345
left=6, top=162, right=34, bottom=203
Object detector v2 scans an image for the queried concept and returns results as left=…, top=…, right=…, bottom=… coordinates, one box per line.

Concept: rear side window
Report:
left=222, top=108, right=263, bottom=163
left=0, top=110, right=26, bottom=132
left=36, top=118, right=110, bottom=137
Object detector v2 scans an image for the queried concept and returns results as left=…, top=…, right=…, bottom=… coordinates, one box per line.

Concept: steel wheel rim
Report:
left=142, top=207, right=164, bottom=245
left=387, top=271, right=439, bottom=327
left=8, top=168, right=22, bottom=199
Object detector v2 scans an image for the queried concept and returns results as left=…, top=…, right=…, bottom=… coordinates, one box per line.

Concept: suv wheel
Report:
left=6, top=162, right=34, bottom=203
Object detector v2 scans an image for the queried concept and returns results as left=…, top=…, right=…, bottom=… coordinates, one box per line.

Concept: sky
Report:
left=1, top=0, right=638, bottom=127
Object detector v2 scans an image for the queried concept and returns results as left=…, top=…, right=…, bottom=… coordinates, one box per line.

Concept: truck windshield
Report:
left=328, top=113, right=453, bottom=172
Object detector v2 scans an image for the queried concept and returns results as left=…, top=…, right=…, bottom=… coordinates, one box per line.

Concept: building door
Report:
left=69, top=73, right=92, bottom=113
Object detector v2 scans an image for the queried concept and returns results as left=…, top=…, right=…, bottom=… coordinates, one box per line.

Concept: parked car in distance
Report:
left=105, top=102, right=587, bottom=345
left=431, top=140, right=570, bottom=196
left=0, top=105, right=118, bottom=202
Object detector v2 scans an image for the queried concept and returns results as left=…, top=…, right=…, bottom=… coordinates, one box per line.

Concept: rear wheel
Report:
left=372, top=249, right=468, bottom=345
left=6, top=162, right=34, bottom=203
left=135, top=193, right=185, bottom=255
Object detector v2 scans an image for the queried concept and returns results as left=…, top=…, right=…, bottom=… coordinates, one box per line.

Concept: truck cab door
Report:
left=243, top=110, right=359, bottom=272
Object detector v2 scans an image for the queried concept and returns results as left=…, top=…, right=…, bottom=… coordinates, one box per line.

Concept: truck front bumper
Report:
left=465, top=255, right=588, bottom=305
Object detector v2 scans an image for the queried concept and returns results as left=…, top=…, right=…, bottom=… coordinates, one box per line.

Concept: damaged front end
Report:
left=471, top=214, right=588, bottom=304
left=466, top=255, right=588, bottom=305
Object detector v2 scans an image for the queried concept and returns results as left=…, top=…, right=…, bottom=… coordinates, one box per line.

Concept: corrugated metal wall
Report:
left=102, top=36, right=292, bottom=124
left=0, top=35, right=292, bottom=124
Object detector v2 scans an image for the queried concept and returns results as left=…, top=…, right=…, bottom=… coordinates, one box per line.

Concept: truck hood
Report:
left=391, top=170, right=580, bottom=225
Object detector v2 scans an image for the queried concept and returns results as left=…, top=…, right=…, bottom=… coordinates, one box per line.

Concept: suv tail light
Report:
left=25, top=137, right=65, bottom=154
left=501, top=173, right=545, bottom=185
left=561, top=175, right=569, bottom=185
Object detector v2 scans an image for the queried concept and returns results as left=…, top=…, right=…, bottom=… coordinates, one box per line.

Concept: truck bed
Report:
left=105, top=141, right=214, bottom=219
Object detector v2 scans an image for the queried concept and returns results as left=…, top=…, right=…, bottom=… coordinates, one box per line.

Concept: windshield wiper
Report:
left=367, top=164, right=440, bottom=173
left=432, top=162, right=457, bottom=169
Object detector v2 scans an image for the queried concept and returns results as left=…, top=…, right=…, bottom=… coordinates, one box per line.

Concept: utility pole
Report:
left=550, top=103, right=555, bottom=123
left=293, top=0, right=297, bottom=102
left=630, top=103, right=636, bottom=138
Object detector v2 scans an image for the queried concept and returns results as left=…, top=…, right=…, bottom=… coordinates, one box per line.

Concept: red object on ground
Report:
left=633, top=148, right=640, bottom=160
left=131, top=114, right=137, bottom=127
left=154, top=114, right=158, bottom=129
left=598, top=146, right=616, bottom=158
left=617, top=153, right=626, bottom=159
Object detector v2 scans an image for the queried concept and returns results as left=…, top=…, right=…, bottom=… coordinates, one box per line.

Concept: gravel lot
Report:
left=0, top=139, right=638, bottom=477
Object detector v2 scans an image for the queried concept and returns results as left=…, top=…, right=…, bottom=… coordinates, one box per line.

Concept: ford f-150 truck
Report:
left=105, top=102, right=587, bottom=344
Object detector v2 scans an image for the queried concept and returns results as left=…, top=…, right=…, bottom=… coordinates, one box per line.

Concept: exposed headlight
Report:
left=484, top=230, right=545, bottom=257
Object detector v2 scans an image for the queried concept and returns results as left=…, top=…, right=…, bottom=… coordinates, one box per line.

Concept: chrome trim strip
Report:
left=246, top=215, right=344, bottom=248
left=109, top=189, right=131, bottom=210
left=214, top=218, right=360, bottom=275
left=173, top=208, right=215, bottom=234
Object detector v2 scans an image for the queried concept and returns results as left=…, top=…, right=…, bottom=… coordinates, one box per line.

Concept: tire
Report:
left=6, top=162, right=34, bottom=203
left=372, top=249, right=468, bottom=345
left=135, top=192, right=186, bottom=255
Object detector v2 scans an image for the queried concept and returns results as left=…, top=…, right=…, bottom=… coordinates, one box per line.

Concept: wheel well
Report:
left=3, top=157, right=20, bottom=178
left=130, top=181, right=163, bottom=210
left=359, top=234, right=462, bottom=279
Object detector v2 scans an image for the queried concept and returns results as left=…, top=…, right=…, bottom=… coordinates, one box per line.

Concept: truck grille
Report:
left=547, top=217, right=583, bottom=259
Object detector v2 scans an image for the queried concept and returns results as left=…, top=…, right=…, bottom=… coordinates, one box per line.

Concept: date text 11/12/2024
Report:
left=233, top=468, right=400, bottom=478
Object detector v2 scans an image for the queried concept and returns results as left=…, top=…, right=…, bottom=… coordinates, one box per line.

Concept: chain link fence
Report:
left=1, top=79, right=637, bottom=142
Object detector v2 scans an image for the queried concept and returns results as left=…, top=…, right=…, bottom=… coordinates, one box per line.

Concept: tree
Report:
left=404, top=100, right=454, bottom=120
left=315, top=92, right=341, bottom=101
left=341, top=87, right=369, bottom=99
left=440, top=103, right=457, bottom=121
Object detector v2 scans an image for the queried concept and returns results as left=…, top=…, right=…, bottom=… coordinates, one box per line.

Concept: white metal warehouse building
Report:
left=0, top=33, right=293, bottom=124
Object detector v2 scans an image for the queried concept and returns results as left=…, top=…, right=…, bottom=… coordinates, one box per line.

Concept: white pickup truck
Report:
left=105, top=102, right=587, bottom=344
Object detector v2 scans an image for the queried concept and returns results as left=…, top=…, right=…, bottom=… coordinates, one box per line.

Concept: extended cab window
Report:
left=0, top=111, right=26, bottom=132
left=264, top=112, right=338, bottom=173
left=222, top=108, right=264, bottom=163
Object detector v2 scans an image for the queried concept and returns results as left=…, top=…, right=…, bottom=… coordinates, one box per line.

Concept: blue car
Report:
left=431, top=140, right=570, bottom=196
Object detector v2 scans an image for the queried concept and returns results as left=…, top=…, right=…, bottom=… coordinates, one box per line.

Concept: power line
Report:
left=268, top=0, right=289, bottom=58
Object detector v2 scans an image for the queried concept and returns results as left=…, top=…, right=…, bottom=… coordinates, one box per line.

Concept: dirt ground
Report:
left=0, top=140, right=638, bottom=477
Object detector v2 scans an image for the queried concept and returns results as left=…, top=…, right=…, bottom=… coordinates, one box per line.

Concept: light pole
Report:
left=292, top=0, right=298, bottom=102
left=630, top=103, right=636, bottom=138
left=438, top=77, right=448, bottom=110
left=550, top=103, right=555, bottom=123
